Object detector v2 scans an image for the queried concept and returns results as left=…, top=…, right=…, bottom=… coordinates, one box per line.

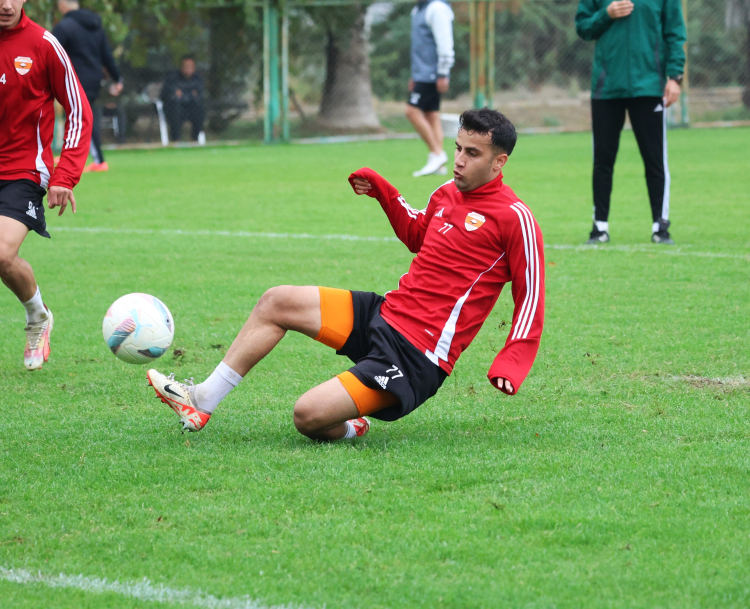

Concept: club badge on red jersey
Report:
left=14, top=57, right=33, bottom=75
left=465, top=212, right=486, bottom=232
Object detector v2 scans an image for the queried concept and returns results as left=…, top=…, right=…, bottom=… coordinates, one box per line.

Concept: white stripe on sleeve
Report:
left=48, top=33, right=83, bottom=147
left=515, top=203, right=541, bottom=339
left=509, top=202, right=540, bottom=340
left=43, top=32, right=82, bottom=148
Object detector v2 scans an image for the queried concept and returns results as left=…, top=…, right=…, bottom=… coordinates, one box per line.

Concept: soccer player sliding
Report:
left=147, top=109, right=545, bottom=440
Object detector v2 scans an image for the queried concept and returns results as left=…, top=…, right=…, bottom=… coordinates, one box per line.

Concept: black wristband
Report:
left=669, top=74, right=683, bottom=86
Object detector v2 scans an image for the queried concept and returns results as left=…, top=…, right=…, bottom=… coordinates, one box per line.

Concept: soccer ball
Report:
left=103, top=293, right=175, bottom=364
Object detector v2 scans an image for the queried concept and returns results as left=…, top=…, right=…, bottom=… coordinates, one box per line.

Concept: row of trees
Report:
left=27, top=0, right=750, bottom=135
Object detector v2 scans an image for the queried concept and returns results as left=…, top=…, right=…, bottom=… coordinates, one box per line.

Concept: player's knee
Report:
left=292, top=396, right=324, bottom=436
left=254, top=285, right=294, bottom=322
left=0, top=245, right=17, bottom=277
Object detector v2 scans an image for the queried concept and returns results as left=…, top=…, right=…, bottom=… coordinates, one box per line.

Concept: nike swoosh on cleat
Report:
left=164, top=384, right=182, bottom=398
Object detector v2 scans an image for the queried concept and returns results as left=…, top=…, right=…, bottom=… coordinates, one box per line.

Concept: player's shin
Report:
left=22, top=286, right=47, bottom=323
left=193, top=361, right=243, bottom=413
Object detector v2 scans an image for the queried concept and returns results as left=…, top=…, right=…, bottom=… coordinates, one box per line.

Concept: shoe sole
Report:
left=146, top=372, right=203, bottom=432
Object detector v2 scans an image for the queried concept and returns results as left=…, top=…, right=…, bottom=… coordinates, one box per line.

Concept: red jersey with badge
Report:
left=0, top=11, right=92, bottom=189
left=348, top=168, right=545, bottom=394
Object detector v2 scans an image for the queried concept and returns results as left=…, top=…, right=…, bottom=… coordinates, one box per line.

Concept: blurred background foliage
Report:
left=27, top=0, right=750, bottom=137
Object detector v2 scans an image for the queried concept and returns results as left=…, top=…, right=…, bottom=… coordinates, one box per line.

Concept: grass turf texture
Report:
left=1, top=128, right=749, bottom=608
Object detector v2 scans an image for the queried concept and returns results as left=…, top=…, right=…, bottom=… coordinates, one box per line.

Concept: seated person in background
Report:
left=161, top=55, right=205, bottom=142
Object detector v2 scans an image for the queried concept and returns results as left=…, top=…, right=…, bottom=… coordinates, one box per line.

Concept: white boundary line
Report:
left=52, top=226, right=749, bottom=261
left=544, top=243, right=749, bottom=261
left=0, top=567, right=305, bottom=609
left=54, top=225, right=400, bottom=243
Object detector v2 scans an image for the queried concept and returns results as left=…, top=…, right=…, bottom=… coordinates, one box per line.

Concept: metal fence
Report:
left=33, top=0, right=750, bottom=145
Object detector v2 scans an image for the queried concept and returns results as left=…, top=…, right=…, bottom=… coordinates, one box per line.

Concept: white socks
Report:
left=192, top=361, right=243, bottom=414
left=342, top=420, right=358, bottom=439
left=595, top=220, right=609, bottom=232
left=22, top=287, right=46, bottom=324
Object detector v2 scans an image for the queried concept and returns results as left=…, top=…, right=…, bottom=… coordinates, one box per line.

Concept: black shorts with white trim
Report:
left=337, top=291, right=447, bottom=421
left=0, top=179, right=49, bottom=238
left=407, top=81, right=441, bottom=113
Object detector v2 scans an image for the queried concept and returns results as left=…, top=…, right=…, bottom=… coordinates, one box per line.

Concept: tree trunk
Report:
left=318, top=11, right=380, bottom=130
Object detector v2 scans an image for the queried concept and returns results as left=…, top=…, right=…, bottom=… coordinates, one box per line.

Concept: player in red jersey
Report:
left=147, top=109, right=544, bottom=440
left=0, top=0, right=92, bottom=370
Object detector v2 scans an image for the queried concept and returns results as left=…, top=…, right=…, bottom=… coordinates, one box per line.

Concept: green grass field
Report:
left=1, top=127, right=749, bottom=608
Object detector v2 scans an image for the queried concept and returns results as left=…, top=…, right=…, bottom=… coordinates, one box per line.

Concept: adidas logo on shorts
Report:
left=374, top=375, right=389, bottom=389
left=26, top=202, right=37, bottom=220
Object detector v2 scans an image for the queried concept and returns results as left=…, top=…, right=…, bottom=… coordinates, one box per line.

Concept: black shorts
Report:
left=407, top=81, right=441, bottom=113
left=337, top=291, right=448, bottom=422
left=0, top=179, right=49, bottom=238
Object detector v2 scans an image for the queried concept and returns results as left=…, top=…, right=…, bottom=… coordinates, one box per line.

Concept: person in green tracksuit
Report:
left=576, top=0, right=686, bottom=244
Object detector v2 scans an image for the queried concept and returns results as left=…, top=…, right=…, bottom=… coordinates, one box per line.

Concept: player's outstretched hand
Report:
left=48, top=186, right=76, bottom=216
left=351, top=177, right=372, bottom=195
left=495, top=377, right=515, bottom=394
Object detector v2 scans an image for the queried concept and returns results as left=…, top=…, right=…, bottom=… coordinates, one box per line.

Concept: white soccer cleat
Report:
left=24, top=306, right=53, bottom=371
left=146, top=369, right=212, bottom=432
left=413, top=151, right=448, bottom=177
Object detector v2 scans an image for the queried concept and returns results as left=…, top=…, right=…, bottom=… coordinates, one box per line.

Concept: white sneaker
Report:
left=24, top=306, right=53, bottom=371
left=147, top=369, right=212, bottom=432
left=413, top=151, right=448, bottom=177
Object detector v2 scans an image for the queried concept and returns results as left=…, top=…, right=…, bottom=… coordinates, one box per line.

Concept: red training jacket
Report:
left=348, top=168, right=545, bottom=395
left=0, top=11, right=92, bottom=189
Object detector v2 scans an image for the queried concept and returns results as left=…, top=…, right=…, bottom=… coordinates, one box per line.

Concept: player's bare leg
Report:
left=0, top=216, right=53, bottom=370
left=0, top=216, right=36, bottom=302
left=293, top=377, right=365, bottom=441
left=406, top=106, right=448, bottom=176
left=223, top=285, right=321, bottom=375
left=148, top=285, right=369, bottom=438
left=425, top=110, right=444, bottom=151
left=405, top=104, right=442, bottom=155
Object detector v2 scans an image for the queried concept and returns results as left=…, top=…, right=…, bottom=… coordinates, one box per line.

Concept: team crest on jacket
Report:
left=14, top=57, right=33, bottom=75
left=464, top=212, right=486, bottom=232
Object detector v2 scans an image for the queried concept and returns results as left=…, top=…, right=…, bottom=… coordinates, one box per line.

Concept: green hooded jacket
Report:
left=575, top=0, right=687, bottom=99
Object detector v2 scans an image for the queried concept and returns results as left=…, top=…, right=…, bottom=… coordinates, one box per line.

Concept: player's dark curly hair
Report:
left=459, top=109, right=517, bottom=156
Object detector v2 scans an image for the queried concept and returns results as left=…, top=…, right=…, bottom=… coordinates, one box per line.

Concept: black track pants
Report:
left=591, top=97, right=671, bottom=226
left=89, top=102, right=105, bottom=165
left=166, top=102, right=205, bottom=142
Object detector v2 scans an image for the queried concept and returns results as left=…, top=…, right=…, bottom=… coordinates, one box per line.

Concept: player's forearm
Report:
left=575, top=6, right=613, bottom=40
left=487, top=339, right=541, bottom=395
left=49, top=157, right=85, bottom=189
left=53, top=119, right=92, bottom=188
left=53, top=126, right=92, bottom=188
left=348, top=168, right=427, bottom=251
left=437, top=54, right=454, bottom=78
